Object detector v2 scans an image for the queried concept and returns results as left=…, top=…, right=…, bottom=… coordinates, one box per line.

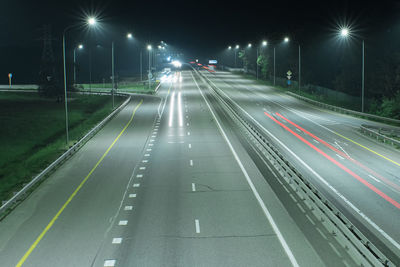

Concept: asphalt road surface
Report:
left=0, top=71, right=376, bottom=266
left=200, top=69, right=400, bottom=262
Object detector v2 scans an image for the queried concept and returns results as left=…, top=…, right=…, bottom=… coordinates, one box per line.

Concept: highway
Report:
left=200, top=69, right=400, bottom=263
left=0, top=70, right=364, bottom=266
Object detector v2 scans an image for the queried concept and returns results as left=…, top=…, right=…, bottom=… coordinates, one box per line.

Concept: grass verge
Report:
left=0, top=92, right=125, bottom=204
left=79, top=81, right=159, bottom=94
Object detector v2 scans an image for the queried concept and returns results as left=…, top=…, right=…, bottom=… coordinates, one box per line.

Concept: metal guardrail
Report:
left=360, top=126, right=400, bottom=148
left=0, top=92, right=131, bottom=215
left=286, top=92, right=400, bottom=125
left=195, top=70, right=393, bottom=266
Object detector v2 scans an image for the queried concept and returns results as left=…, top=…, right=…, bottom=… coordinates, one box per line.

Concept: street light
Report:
left=340, top=28, right=349, bottom=37
left=248, top=43, right=252, bottom=48
left=62, top=16, right=97, bottom=144
left=228, top=46, right=232, bottom=50
left=234, top=44, right=240, bottom=68
left=256, top=40, right=268, bottom=80
left=147, top=45, right=152, bottom=89
left=338, top=27, right=365, bottom=112
left=127, top=33, right=133, bottom=39
left=73, top=44, right=84, bottom=85
left=282, top=37, right=301, bottom=91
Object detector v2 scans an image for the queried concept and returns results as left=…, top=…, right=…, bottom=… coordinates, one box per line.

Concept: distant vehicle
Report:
left=162, top=68, right=171, bottom=75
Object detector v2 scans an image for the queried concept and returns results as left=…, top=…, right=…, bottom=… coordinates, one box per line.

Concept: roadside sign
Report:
left=8, top=73, right=12, bottom=88
left=287, top=70, right=292, bottom=80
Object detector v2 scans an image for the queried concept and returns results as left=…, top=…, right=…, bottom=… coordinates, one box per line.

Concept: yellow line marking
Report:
left=16, top=99, right=143, bottom=267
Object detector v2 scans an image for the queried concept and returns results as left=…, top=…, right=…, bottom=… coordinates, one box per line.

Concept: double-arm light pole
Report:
left=63, top=17, right=97, bottom=145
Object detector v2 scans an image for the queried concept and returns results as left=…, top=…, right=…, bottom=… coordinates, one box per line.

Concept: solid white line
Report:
left=178, top=91, right=183, bottom=127
left=191, top=72, right=299, bottom=267
left=104, top=260, right=116, bottom=267
left=192, top=183, right=196, bottom=192
left=118, top=220, right=128, bottom=226
left=190, top=160, right=193, bottom=166
left=195, top=219, right=200, bottom=233
left=169, top=91, right=176, bottom=127
left=112, top=238, right=122, bottom=244
left=204, top=73, right=400, bottom=251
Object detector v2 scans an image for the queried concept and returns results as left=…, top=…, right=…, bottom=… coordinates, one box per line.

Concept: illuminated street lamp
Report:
left=338, top=27, right=365, bottom=112
left=256, top=40, right=268, bottom=80
left=234, top=44, right=240, bottom=68
left=73, top=44, right=84, bottom=85
left=248, top=43, right=252, bottom=48
left=147, top=45, right=152, bottom=89
left=228, top=46, right=232, bottom=50
left=62, top=16, right=97, bottom=144
left=127, top=33, right=133, bottom=39
left=340, top=28, right=349, bottom=37
left=282, top=37, right=301, bottom=90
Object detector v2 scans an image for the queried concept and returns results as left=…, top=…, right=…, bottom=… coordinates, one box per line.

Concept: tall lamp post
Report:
left=339, top=28, right=365, bottom=113
left=63, top=17, right=97, bottom=145
left=73, top=44, right=83, bottom=85
left=283, top=37, right=301, bottom=91
left=235, top=44, right=240, bottom=68
left=256, top=40, right=268, bottom=80
left=147, top=44, right=152, bottom=89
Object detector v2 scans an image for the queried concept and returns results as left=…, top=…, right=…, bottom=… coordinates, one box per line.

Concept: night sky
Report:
left=1, top=0, right=399, bottom=84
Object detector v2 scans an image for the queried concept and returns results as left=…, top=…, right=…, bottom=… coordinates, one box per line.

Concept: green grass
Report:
left=79, top=82, right=159, bottom=94
left=0, top=92, right=125, bottom=203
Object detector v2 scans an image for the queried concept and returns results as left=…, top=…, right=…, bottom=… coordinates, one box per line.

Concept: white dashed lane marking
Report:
left=124, top=206, right=133, bottom=211
left=190, top=160, right=193, bottom=166
left=195, top=219, right=200, bottom=233
left=129, top=193, right=137, bottom=198
left=192, top=183, right=196, bottom=192
left=133, top=183, right=140, bottom=187
left=104, top=260, right=116, bottom=267
left=118, top=220, right=128, bottom=225
left=112, top=238, right=122, bottom=244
